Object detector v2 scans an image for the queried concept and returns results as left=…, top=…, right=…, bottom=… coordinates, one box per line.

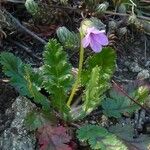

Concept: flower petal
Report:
left=81, top=34, right=91, bottom=48
left=90, top=38, right=102, bottom=53
left=92, top=33, right=109, bottom=46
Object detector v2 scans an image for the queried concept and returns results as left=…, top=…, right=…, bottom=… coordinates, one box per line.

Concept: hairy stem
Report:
left=67, top=32, right=84, bottom=107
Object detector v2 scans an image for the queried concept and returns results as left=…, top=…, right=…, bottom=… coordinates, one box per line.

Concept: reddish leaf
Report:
left=37, top=125, right=72, bottom=150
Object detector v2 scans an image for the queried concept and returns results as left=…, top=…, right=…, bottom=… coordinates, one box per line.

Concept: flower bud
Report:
left=25, top=0, right=39, bottom=16
left=117, top=27, right=127, bottom=36
left=118, top=3, right=126, bottom=14
left=56, top=26, right=69, bottom=43
left=108, top=20, right=117, bottom=30
left=96, top=2, right=109, bottom=13
left=80, top=17, right=106, bottom=35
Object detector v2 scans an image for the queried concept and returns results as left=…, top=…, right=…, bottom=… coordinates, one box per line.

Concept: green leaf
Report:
left=0, top=52, right=50, bottom=111
left=0, top=52, right=30, bottom=96
left=135, top=86, right=150, bottom=104
left=24, top=66, right=51, bottom=111
left=43, top=39, right=73, bottom=116
left=80, top=48, right=116, bottom=116
left=24, top=111, right=50, bottom=131
left=102, top=89, right=139, bottom=118
left=25, top=0, right=40, bottom=16
left=77, top=124, right=127, bottom=150
left=82, top=66, right=104, bottom=114
left=57, top=26, right=80, bottom=49
left=102, top=84, right=149, bottom=119
left=82, top=47, right=116, bottom=85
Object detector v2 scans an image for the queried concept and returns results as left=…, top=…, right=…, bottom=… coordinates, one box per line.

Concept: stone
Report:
left=0, top=96, right=36, bottom=150
left=128, top=62, right=142, bottom=73
left=145, top=61, right=150, bottom=67
left=137, top=69, right=150, bottom=79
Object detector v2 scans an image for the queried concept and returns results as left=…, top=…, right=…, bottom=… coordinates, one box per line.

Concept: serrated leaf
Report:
left=80, top=48, right=116, bottom=117
left=82, top=66, right=104, bottom=114
left=77, top=124, right=127, bottom=150
left=43, top=39, right=73, bottom=116
left=57, top=26, right=80, bottom=49
left=0, top=52, right=30, bottom=96
left=102, top=89, right=139, bottom=118
left=82, top=47, right=116, bottom=85
left=0, top=52, right=50, bottom=111
left=24, top=111, right=50, bottom=131
left=37, top=125, right=72, bottom=150
left=24, top=65, right=51, bottom=111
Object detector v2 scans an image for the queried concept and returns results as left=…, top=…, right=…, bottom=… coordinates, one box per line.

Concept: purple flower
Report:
left=81, top=27, right=109, bottom=53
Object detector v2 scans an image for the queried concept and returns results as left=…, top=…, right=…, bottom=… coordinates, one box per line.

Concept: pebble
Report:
left=137, top=69, right=150, bottom=79
left=129, top=62, right=142, bottom=73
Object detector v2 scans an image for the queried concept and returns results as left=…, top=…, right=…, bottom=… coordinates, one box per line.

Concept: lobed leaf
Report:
left=102, top=85, right=149, bottom=118
left=77, top=124, right=127, bottom=150
left=102, top=89, right=139, bottom=118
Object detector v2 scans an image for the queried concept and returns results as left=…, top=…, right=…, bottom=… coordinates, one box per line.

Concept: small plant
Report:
left=0, top=18, right=117, bottom=149
left=102, top=85, right=149, bottom=118
left=77, top=124, right=127, bottom=150
left=25, top=0, right=40, bottom=17
left=57, top=26, right=80, bottom=50
left=0, top=18, right=116, bottom=123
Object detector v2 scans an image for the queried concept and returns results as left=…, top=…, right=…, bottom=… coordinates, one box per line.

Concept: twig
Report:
left=105, top=11, right=150, bottom=21
left=112, top=80, right=150, bottom=115
left=49, top=5, right=80, bottom=12
left=3, top=9, right=46, bottom=45
left=48, top=5, right=150, bottom=22
left=3, top=0, right=25, bottom=3
left=144, top=36, right=147, bottom=62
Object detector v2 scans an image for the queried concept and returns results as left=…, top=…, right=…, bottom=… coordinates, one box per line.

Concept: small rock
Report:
left=124, top=61, right=130, bottom=67
left=0, top=96, right=36, bottom=150
left=128, top=62, right=142, bottom=73
left=145, top=61, right=150, bottom=67
left=89, top=120, right=96, bottom=124
left=101, top=115, right=109, bottom=127
left=137, top=69, right=150, bottom=79
left=122, top=68, right=128, bottom=72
